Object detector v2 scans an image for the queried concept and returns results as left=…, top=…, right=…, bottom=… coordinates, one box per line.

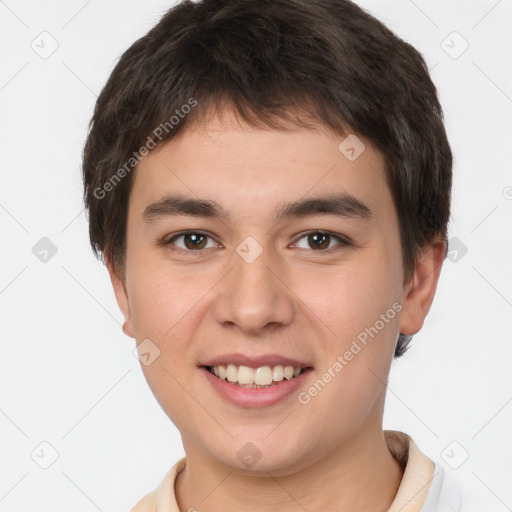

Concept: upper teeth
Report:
left=211, top=364, right=302, bottom=386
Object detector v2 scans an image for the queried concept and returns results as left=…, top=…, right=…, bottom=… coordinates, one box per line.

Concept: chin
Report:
left=205, top=433, right=312, bottom=476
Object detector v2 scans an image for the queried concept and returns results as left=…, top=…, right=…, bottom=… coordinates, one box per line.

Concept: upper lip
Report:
left=200, top=353, right=312, bottom=369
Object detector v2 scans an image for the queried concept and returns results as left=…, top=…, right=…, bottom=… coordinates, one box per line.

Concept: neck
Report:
left=175, top=428, right=404, bottom=512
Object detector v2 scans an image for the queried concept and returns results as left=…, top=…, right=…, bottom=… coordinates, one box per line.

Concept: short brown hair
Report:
left=82, top=0, right=452, bottom=357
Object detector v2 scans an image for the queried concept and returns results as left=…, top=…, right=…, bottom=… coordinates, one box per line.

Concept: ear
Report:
left=399, top=237, right=446, bottom=336
left=105, top=253, right=135, bottom=338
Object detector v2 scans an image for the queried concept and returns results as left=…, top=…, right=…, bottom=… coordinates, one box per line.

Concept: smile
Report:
left=206, top=364, right=306, bottom=388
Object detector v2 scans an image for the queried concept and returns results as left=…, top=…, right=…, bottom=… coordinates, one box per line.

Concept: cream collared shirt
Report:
left=131, top=430, right=461, bottom=512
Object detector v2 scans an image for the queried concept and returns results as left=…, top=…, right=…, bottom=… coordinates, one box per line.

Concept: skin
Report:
left=108, top=111, right=446, bottom=512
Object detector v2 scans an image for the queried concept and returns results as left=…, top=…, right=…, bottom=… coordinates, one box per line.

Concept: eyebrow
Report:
left=142, top=193, right=372, bottom=224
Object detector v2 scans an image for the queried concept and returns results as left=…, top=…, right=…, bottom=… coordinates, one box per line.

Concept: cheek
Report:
left=299, top=252, right=401, bottom=408
left=306, top=256, right=401, bottom=338
left=126, top=254, right=201, bottom=339
left=297, top=267, right=399, bottom=436
left=127, top=266, right=205, bottom=427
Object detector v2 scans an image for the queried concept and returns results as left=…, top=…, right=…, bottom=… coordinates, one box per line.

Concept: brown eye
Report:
left=294, top=231, right=349, bottom=252
left=308, top=233, right=331, bottom=250
left=165, top=232, right=216, bottom=252
left=183, top=233, right=207, bottom=250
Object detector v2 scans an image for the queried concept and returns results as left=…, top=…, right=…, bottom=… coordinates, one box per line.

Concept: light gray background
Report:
left=0, top=0, right=511, bottom=510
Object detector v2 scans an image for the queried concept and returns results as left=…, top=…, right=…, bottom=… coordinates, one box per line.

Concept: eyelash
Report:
left=162, top=230, right=352, bottom=255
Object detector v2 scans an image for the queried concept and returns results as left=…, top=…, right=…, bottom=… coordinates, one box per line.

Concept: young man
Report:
left=82, top=0, right=461, bottom=510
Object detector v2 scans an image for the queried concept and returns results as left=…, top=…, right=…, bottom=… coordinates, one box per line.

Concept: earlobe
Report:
left=105, top=254, right=135, bottom=339
left=122, top=322, right=133, bottom=337
left=399, top=237, right=446, bottom=336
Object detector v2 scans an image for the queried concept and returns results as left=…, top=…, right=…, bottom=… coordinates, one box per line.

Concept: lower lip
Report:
left=200, top=367, right=312, bottom=408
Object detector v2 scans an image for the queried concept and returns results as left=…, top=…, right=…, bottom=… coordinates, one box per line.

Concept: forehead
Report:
left=131, top=113, right=393, bottom=225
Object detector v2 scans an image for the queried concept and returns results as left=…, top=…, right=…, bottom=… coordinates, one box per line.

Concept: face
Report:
left=109, top=112, right=444, bottom=474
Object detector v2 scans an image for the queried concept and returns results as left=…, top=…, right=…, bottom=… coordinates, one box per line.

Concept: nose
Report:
left=212, top=243, right=295, bottom=334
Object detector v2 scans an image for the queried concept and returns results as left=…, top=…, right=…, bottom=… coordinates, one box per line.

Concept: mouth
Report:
left=198, top=353, right=314, bottom=407
left=203, top=363, right=313, bottom=388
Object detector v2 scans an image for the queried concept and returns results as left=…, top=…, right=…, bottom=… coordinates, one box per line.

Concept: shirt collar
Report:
left=384, top=430, right=435, bottom=511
